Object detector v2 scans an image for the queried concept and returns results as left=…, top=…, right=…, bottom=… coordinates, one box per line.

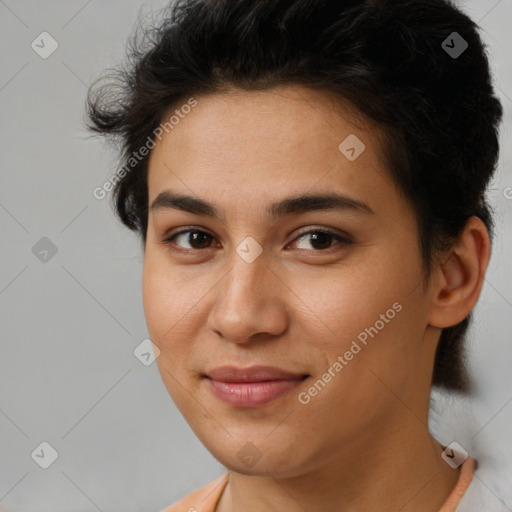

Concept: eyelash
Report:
left=161, top=227, right=353, bottom=253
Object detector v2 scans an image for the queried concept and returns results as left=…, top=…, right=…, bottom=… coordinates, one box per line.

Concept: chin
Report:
left=204, top=437, right=309, bottom=479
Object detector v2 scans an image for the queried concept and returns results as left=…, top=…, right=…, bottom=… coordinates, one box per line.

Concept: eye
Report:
left=163, top=229, right=216, bottom=250
left=161, top=227, right=352, bottom=253
left=289, top=229, right=352, bottom=251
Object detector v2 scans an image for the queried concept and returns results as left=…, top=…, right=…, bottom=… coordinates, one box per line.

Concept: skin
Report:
left=143, top=85, right=490, bottom=511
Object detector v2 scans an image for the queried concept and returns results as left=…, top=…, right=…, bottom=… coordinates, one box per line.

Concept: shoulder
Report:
left=159, top=473, right=229, bottom=512
left=455, top=473, right=512, bottom=512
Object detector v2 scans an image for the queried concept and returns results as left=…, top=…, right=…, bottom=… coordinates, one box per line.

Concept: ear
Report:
left=428, top=216, right=491, bottom=329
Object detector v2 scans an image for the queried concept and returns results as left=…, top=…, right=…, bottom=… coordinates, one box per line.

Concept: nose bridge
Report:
left=219, top=231, right=269, bottom=297
left=209, top=243, right=287, bottom=342
left=223, top=245, right=271, bottom=311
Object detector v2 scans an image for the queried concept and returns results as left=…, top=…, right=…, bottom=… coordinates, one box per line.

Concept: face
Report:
left=143, top=86, right=437, bottom=478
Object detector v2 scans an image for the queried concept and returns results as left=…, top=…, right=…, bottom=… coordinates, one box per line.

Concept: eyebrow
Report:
left=149, top=190, right=375, bottom=221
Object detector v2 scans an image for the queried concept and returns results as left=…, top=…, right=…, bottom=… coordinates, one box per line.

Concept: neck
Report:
left=216, top=410, right=460, bottom=512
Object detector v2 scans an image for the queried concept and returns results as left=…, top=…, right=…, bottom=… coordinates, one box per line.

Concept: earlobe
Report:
left=428, top=216, right=491, bottom=328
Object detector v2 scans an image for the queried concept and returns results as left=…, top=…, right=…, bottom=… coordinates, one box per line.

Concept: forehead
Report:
left=146, top=85, right=396, bottom=215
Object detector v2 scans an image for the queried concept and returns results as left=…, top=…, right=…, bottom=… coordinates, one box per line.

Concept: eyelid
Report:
left=292, top=226, right=353, bottom=245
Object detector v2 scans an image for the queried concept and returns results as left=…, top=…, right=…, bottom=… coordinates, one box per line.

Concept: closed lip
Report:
left=205, top=365, right=309, bottom=383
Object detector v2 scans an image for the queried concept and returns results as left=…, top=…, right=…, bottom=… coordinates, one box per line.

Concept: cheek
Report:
left=142, top=258, right=166, bottom=342
left=142, top=257, right=198, bottom=409
left=294, top=262, right=404, bottom=346
left=141, top=253, right=208, bottom=367
left=142, top=254, right=186, bottom=351
left=299, top=255, right=425, bottom=384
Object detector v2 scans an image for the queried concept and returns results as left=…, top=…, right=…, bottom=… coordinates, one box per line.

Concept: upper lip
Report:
left=205, top=365, right=308, bottom=383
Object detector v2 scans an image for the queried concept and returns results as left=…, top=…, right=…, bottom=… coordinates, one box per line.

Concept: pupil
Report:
left=191, top=231, right=210, bottom=248
left=311, top=232, right=331, bottom=250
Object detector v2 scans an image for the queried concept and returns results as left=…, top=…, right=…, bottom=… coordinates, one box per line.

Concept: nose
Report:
left=206, top=250, right=289, bottom=344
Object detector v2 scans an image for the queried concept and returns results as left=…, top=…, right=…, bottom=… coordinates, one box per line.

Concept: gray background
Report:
left=0, top=1, right=511, bottom=511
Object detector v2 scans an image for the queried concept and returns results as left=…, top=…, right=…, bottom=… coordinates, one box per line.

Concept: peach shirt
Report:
left=162, top=457, right=475, bottom=512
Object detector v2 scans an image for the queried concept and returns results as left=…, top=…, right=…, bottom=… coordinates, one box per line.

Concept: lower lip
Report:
left=206, top=377, right=306, bottom=408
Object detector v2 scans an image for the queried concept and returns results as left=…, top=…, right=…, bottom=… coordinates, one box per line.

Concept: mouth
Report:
left=204, top=365, right=310, bottom=408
